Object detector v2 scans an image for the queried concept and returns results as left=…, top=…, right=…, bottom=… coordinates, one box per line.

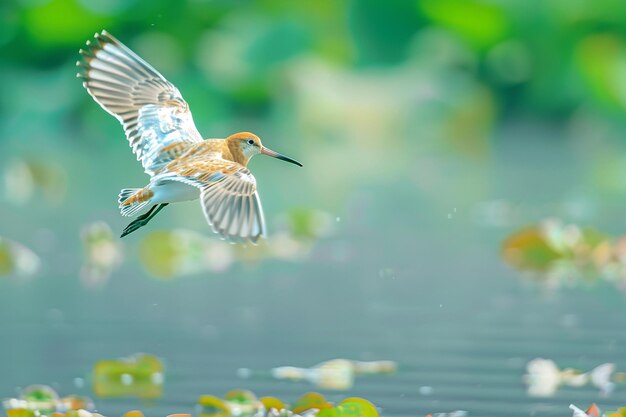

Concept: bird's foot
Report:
left=120, top=218, right=149, bottom=238
left=119, top=203, right=168, bottom=238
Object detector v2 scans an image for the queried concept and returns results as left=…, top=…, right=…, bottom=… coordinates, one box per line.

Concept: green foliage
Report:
left=608, top=407, right=626, bottom=417
left=418, top=0, right=508, bottom=49
left=23, top=0, right=112, bottom=46
left=92, top=354, right=164, bottom=399
left=4, top=0, right=626, bottom=132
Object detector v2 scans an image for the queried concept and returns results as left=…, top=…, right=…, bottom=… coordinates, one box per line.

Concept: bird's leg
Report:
left=120, top=203, right=169, bottom=238
left=134, top=204, right=159, bottom=222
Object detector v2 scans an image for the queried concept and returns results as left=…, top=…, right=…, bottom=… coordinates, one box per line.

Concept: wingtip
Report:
left=97, top=30, right=119, bottom=46
left=94, top=30, right=110, bottom=40
left=215, top=230, right=264, bottom=245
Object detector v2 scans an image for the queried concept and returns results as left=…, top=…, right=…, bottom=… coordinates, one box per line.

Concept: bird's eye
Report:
left=247, top=139, right=254, bottom=145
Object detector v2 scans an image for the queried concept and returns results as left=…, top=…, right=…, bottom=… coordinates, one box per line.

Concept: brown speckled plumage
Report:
left=121, top=187, right=154, bottom=206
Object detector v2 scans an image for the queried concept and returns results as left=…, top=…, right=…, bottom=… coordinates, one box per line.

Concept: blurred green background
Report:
left=3, top=1, right=626, bottom=416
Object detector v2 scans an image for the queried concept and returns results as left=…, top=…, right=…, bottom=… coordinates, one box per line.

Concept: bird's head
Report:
left=226, top=132, right=302, bottom=167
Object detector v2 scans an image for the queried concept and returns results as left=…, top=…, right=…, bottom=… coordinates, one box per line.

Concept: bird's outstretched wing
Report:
left=77, top=30, right=203, bottom=176
left=157, top=159, right=266, bottom=243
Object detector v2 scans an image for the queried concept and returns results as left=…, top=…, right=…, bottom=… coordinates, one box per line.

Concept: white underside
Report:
left=149, top=180, right=200, bottom=204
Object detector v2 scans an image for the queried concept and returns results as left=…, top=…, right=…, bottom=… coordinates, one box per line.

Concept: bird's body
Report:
left=77, top=31, right=301, bottom=243
left=136, top=139, right=251, bottom=205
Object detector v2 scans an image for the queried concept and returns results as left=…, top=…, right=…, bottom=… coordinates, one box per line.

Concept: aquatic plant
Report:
left=92, top=353, right=164, bottom=399
left=2, top=385, right=94, bottom=417
left=197, top=392, right=378, bottom=417
left=502, top=219, right=626, bottom=288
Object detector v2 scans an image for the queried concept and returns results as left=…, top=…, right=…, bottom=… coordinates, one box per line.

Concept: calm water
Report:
left=2, top=124, right=626, bottom=417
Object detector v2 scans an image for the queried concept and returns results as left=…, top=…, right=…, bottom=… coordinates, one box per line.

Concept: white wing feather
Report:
left=154, top=167, right=266, bottom=244
left=77, top=30, right=203, bottom=176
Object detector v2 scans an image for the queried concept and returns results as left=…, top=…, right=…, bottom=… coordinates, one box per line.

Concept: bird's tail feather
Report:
left=118, top=188, right=151, bottom=217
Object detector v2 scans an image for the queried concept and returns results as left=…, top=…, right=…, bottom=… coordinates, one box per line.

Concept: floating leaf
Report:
left=590, top=363, right=615, bottom=396
left=502, top=226, right=561, bottom=272
left=223, top=390, right=259, bottom=416
left=6, top=410, right=38, bottom=417
left=21, top=385, right=59, bottom=404
left=194, top=392, right=383, bottom=417
left=291, top=393, right=333, bottom=414
left=93, top=353, right=164, bottom=399
left=0, top=237, right=40, bottom=279
left=197, top=395, right=230, bottom=417
left=606, top=407, right=626, bottom=417
left=426, top=412, right=467, bottom=417
left=260, top=397, right=285, bottom=412
left=64, top=411, right=103, bottom=417
left=310, top=360, right=354, bottom=390
left=525, top=358, right=621, bottom=397
left=317, top=398, right=379, bottom=417
left=525, top=358, right=583, bottom=397
left=58, top=396, right=94, bottom=412
left=80, top=222, right=123, bottom=288
left=352, top=361, right=397, bottom=375
left=269, top=359, right=395, bottom=390
left=284, top=209, right=334, bottom=240
left=139, top=230, right=234, bottom=279
left=224, top=390, right=257, bottom=405
left=19, top=385, right=59, bottom=415
left=122, top=412, right=145, bottom=417
left=4, top=159, right=67, bottom=206
left=501, top=219, right=626, bottom=287
left=197, top=391, right=263, bottom=417
left=3, top=385, right=96, bottom=417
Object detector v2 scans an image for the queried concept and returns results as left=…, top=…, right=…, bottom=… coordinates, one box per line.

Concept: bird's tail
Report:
left=118, top=187, right=152, bottom=217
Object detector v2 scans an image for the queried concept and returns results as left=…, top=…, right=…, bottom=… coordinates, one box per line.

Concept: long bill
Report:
left=261, top=147, right=303, bottom=167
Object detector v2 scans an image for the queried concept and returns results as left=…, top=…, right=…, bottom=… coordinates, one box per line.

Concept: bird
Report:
left=76, top=30, right=302, bottom=243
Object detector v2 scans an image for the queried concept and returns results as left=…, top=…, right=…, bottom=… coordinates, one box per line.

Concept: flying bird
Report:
left=77, top=31, right=302, bottom=243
